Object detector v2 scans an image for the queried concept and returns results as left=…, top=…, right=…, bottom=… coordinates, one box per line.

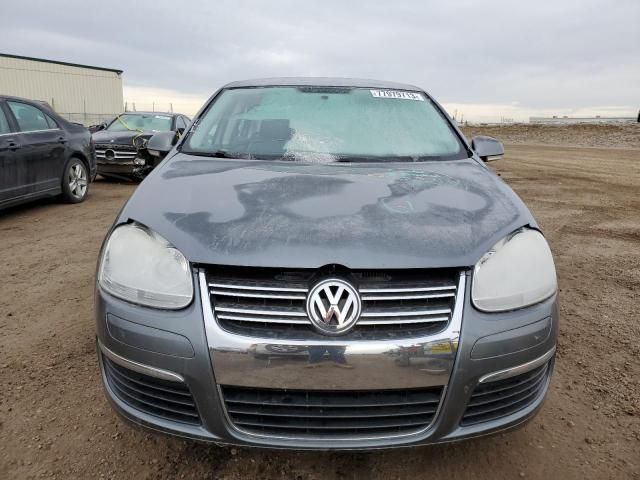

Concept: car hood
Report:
left=92, top=130, right=154, bottom=146
left=118, top=154, right=536, bottom=269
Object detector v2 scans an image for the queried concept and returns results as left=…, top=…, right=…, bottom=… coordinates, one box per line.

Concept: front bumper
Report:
left=95, top=269, right=558, bottom=450
left=97, top=160, right=138, bottom=177
left=97, top=157, right=159, bottom=180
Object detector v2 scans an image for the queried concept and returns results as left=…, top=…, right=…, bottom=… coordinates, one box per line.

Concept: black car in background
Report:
left=0, top=95, right=96, bottom=210
left=92, top=112, right=190, bottom=180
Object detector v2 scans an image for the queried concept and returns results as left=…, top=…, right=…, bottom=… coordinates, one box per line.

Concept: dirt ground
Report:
left=463, top=123, right=640, bottom=150
left=1, top=128, right=639, bottom=479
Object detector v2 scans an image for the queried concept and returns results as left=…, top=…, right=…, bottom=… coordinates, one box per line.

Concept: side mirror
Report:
left=89, top=122, right=107, bottom=133
left=471, top=136, right=504, bottom=162
left=147, top=131, right=178, bottom=159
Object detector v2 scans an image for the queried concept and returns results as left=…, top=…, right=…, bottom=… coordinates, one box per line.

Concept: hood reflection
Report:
left=120, top=155, right=530, bottom=269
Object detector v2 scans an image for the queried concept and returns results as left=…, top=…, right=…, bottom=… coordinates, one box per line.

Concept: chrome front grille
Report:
left=95, top=143, right=137, bottom=161
left=206, top=267, right=460, bottom=340
left=220, top=385, right=443, bottom=438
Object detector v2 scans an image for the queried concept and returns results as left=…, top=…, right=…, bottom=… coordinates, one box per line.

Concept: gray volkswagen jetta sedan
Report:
left=95, top=78, right=558, bottom=449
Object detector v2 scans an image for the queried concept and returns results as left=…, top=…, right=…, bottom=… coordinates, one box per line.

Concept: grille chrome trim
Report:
left=200, top=271, right=466, bottom=392
left=361, top=292, right=455, bottom=300
left=211, top=289, right=306, bottom=300
left=215, top=306, right=308, bottom=317
left=357, top=316, right=449, bottom=325
left=209, top=282, right=307, bottom=293
left=462, top=358, right=552, bottom=426
left=479, top=347, right=556, bottom=383
left=206, top=268, right=460, bottom=338
left=96, top=150, right=137, bottom=157
left=100, top=349, right=200, bottom=425
left=95, top=143, right=136, bottom=150
left=359, top=285, right=456, bottom=293
left=98, top=340, right=183, bottom=383
left=95, top=144, right=138, bottom=161
left=216, top=314, right=309, bottom=324
left=360, top=308, right=451, bottom=317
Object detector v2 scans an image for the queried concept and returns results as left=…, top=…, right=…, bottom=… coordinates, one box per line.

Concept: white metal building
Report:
left=0, top=53, right=123, bottom=125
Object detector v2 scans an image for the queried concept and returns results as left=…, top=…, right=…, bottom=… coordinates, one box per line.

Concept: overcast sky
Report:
left=1, top=0, right=638, bottom=121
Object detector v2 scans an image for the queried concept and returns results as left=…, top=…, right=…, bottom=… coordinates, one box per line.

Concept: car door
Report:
left=6, top=100, right=67, bottom=196
left=0, top=101, right=24, bottom=203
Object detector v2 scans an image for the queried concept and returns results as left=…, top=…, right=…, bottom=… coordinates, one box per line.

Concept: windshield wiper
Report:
left=182, top=149, right=242, bottom=158
left=210, top=150, right=235, bottom=158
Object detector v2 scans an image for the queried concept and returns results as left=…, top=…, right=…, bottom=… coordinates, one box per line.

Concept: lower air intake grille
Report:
left=103, top=356, right=200, bottom=425
left=221, top=385, right=443, bottom=438
left=461, top=362, right=550, bottom=426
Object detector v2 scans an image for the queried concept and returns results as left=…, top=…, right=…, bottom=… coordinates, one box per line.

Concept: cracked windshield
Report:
left=184, top=87, right=465, bottom=162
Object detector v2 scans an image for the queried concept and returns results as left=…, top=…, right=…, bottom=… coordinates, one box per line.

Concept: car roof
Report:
left=0, top=99, right=183, bottom=118
left=0, top=94, right=49, bottom=104
left=0, top=95, right=61, bottom=117
left=222, top=77, right=425, bottom=92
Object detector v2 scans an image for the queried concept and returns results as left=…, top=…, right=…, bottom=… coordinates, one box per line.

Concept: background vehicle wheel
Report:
left=61, top=157, right=89, bottom=203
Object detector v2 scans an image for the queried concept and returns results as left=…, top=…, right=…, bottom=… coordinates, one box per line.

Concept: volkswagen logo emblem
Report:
left=306, top=279, right=361, bottom=335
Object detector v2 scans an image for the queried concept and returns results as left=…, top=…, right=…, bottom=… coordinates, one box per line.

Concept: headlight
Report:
left=472, top=228, right=557, bottom=312
left=98, top=223, right=193, bottom=309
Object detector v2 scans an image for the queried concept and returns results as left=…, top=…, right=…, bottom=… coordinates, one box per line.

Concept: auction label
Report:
left=370, top=90, right=424, bottom=101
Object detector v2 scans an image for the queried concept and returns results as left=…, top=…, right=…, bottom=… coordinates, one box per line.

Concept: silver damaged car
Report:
left=95, top=78, right=558, bottom=449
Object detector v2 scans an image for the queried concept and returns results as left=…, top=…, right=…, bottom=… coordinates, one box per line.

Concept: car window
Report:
left=184, top=87, right=466, bottom=162
left=0, top=106, right=10, bottom=134
left=7, top=101, right=53, bottom=132
left=175, top=116, right=184, bottom=130
left=45, top=114, right=58, bottom=129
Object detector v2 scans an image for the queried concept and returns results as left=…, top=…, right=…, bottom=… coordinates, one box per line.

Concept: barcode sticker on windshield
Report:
left=155, top=115, right=171, bottom=119
left=370, top=90, right=424, bottom=101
